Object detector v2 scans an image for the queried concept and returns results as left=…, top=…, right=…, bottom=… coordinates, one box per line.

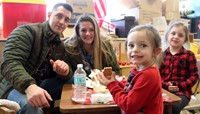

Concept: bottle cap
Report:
left=77, top=64, right=83, bottom=68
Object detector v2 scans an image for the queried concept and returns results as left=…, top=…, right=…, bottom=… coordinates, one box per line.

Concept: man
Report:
left=0, top=3, right=73, bottom=114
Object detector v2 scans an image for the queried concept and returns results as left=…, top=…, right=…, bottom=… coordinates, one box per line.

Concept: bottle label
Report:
left=74, top=75, right=86, bottom=84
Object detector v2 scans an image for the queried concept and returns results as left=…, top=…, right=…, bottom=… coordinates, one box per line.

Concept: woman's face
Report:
left=78, top=21, right=95, bottom=46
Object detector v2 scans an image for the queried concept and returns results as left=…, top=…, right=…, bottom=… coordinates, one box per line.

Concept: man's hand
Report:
left=50, top=59, right=69, bottom=76
left=25, top=84, right=52, bottom=107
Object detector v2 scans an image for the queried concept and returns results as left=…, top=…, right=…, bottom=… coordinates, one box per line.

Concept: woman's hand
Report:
left=96, top=72, right=116, bottom=86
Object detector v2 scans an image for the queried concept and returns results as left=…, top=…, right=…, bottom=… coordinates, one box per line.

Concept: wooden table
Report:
left=59, top=84, right=120, bottom=114
left=60, top=84, right=181, bottom=114
left=162, top=89, right=182, bottom=114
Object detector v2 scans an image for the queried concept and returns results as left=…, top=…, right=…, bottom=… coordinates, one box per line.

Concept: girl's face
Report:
left=127, top=31, right=156, bottom=70
left=167, top=26, right=186, bottom=49
left=78, top=21, right=95, bottom=46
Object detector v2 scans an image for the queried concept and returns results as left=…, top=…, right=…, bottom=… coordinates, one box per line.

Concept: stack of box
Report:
left=138, top=0, right=163, bottom=25
left=65, top=0, right=94, bottom=25
left=163, top=0, right=180, bottom=21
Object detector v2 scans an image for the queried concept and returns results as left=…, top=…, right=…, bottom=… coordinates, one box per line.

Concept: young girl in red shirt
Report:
left=97, top=25, right=163, bottom=114
left=160, top=22, right=199, bottom=114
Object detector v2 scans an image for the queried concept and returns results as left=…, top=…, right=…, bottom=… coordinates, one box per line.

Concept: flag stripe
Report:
left=94, top=2, right=101, bottom=19
left=93, top=0, right=106, bottom=19
left=98, top=0, right=106, bottom=16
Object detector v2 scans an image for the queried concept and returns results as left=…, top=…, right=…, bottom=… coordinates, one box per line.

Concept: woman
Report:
left=64, top=14, right=120, bottom=77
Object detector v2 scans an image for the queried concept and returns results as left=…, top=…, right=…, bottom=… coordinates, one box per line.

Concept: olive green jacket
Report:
left=0, top=21, right=73, bottom=98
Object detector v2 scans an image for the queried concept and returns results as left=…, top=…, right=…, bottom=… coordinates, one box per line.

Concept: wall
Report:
left=63, top=27, right=73, bottom=38
left=180, top=0, right=200, bottom=18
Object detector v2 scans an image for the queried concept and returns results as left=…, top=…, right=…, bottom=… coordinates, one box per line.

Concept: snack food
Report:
left=91, top=93, right=113, bottom=104
left=103, top=67, right=112, bottom=76
left=89, top=69, right=101, bottom=82
left=88, top=69, right=109, bottom=93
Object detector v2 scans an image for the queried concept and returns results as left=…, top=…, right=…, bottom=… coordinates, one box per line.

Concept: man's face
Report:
left=48, top=6, right=72, bottom=34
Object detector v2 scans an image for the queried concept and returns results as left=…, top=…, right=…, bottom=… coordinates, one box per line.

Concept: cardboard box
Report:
left=162, top=0, right=180, bottom=21
left=66, top=0, right=94, bottom=25
left=138, top=0, right=162, bottom=25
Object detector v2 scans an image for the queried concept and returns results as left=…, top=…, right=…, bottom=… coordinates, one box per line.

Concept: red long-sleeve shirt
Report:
left=107, top=67, right=163, bottom=114
left=160, top=47, right=199, bottom=99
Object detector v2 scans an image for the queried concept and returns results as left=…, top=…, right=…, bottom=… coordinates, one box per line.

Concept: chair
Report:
left=0, top=99, right=20, bottom=114
left=181, top=80, right=200, bottom=114
left=43, top=99, right=60, bottom=114
left=0, top=100, right=60, bottom=114
left=0, top=107, right=16, bottom=114
left=0, top=39, right=6, bottom=61
left=181, top=60, right=200, bottom=114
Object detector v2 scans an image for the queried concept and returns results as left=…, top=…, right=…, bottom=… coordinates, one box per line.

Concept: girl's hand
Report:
left=96, top=72, right=116, bottom=86
left=168, top=85, right=179, bottom=92
left=167, top=82, right=179, bottom=92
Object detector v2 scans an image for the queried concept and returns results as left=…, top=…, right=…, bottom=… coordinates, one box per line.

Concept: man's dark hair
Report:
left=52, top=3, right=73, bottom=13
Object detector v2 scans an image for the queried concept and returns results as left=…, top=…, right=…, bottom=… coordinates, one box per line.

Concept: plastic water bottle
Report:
left=73, top=64, right=87, bottom=102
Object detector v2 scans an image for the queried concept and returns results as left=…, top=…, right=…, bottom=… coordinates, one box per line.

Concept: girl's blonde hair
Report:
left=64, top=14, right=113, bottom=70
left=126, top=25, right=162, bottom=67
left=165, top=22, right=189, bottom=43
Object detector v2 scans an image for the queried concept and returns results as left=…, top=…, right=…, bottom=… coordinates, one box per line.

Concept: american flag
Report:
left=93, top=0, right=106, bottom=20
left=93, top=0, right=115, bottom=33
